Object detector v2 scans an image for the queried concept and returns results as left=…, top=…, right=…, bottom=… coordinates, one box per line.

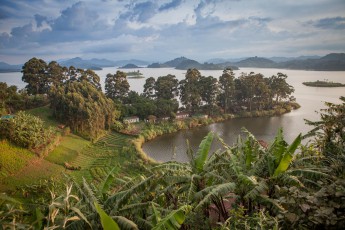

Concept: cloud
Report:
left=34, top=14, right=47, bottom=27
left=52, top=2, right=100, bottom=31
left=119, top=1, right=157, bottom=23
left=0, top=0, right=345, bottom=64
left=313, top=17, right=345, bottom=30
left=159, top=0, right=183, bottom=11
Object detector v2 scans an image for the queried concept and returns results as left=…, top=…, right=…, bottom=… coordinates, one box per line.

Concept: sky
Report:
left=0, top=0, right=344, bottom=64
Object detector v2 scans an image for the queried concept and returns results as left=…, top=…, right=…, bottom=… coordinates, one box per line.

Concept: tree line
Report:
left=105, top=68, right=295, bottom=120
left=3, top=57, right=295, bottom=139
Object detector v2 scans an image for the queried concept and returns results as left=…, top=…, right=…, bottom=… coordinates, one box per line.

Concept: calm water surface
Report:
left=1, top=67, right=344, bottom=162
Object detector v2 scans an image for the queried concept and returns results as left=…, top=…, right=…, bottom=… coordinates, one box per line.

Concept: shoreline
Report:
left=128, top=102, right=301, bottom=163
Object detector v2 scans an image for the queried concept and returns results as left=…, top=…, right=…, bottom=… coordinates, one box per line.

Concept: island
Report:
left=118, top=63, right=142, bottom=69
left=303, top=80, right=345, bottom=87
left=126, top=70, right=145, bottom=78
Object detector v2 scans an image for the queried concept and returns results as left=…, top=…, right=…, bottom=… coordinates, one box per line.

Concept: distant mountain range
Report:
left=58, top=58, right=151, bottom=70
left=0, top=62, right=22, bottom=73
left=147, top=57, right=239, bottom=70
left=146, top=53, right=345, bottom=71
left=0, top=53, right=344, bottom=73
left=205, top=53, right=344, bottom=71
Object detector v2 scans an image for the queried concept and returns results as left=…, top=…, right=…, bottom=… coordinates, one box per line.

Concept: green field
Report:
left=0, top=106, right=148, bottom=194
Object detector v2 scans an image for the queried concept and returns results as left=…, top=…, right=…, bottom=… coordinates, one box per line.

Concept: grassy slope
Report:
left=27, top=105, right=59, bottom=128
left=0, top=106, right=146, bottom=193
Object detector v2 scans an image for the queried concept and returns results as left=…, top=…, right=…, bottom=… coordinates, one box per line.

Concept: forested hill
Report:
left=148, top=57, right=239, bottom=70
left=237, top=53, right=345, bottom=70
left=147, top=53, right=345, bottom=71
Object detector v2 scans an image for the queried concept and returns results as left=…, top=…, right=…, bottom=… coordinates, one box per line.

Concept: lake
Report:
left=1, top=67, right=344, bottom=162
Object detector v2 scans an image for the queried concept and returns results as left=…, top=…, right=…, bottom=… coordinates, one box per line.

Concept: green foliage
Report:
left=0, top=111, right=55, bottom=150
left=50, top=80, right=117, bottom=139
left=152, top=205, right=191, bottom=230
left=0, top=140, right=34, bottom=181
left=193, top=132, right=214, bottom=173
left=105, top=71, right=130, bottom=102
left=95, top=202, right=120, bottom=230
left=0, top=82, right=49, bottom=115
left=21, top=57, right=49, bottom=95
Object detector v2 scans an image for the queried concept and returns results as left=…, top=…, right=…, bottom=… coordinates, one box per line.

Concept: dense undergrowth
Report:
left=0, top=97, right=343, bottom=229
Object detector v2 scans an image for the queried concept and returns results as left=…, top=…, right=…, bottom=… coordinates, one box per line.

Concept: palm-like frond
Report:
left=194, top=182, right=236, bottom=210
left=152, top=205, right=191, bottom=230
left=193, top=132, right=214, bottom=173
left=273, top=134, right=301, bottom=177
left=112, top=215, right=138, bottom=230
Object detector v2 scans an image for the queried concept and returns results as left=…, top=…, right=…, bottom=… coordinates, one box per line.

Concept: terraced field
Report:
left=69, top=132, right=145, bottom=184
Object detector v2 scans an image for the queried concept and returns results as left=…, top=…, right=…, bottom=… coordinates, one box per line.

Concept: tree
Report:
left=154, top=75, right=179, bottom=100
left=122, top=91, right=157, bottom=119
left=218, top=68, right=235, bottom=113
left=269, top=73, right=294, bottom=105
left=46, top=61, right=68, bottom=88
left=143, top=77, right=156, bottom=99
left=105, top=71, right=130, bottom=102
left=199, top=75, right=219, bottom=114
left=22, top=57, right=48, bottom=95
left=179, top=69, right=202, bottom=114
left=50, top=81, right=117, bottom=139
left=155, top=99, right=179, bottom=117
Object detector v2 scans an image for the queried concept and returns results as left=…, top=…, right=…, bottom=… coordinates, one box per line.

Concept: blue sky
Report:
left=0, top=0, right=344, bottom=64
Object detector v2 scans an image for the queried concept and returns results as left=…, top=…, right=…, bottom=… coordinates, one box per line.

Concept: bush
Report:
left=111, top=121, right=124, bottom=132
left=0, top=111, right=55, bottom=151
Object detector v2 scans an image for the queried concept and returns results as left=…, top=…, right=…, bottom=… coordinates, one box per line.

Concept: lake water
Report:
left=1, top=67, right=344, bottom=162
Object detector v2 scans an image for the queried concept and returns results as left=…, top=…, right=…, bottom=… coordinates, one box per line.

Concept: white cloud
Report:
left=0, top=0, right=344, bottom=64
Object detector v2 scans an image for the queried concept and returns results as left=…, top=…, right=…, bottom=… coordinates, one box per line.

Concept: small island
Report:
left=303, top=80, right=345, bottom=87
left=126, top=70, right=145, bottom=78
left=118, top=63, right=142, bottom=69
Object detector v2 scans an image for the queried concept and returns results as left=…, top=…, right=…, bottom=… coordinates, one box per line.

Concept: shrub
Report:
left=0, top=111, right=55, bottom=150
left=111, top=121, right=124, bottom=132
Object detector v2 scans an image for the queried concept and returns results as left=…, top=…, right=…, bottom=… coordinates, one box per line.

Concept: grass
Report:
left=0, top=140, right=34, bottom=182
left=27, top=105, right=59, bottom=128
left=68, top=132, right=148, bottom=185
left=0, top=139, right=64, bottom=192
left=44, top=133, right=89, bottom=165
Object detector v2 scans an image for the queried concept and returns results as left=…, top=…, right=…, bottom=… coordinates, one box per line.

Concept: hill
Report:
left=277, top=53, right=345, bottom=71
left=0, top=62, right=22, bottom=73
left=175, top=59, right=238, bottom=70
left=147, top=62, right=170, bottom=68
left=59, top=57, right=116, bottom=70
left=113, top=59, right=150, bottom=67
left=235, top=57, right=276, bottom=68
left=164, top=57, right=190, bottom=67
left=118, top=63, right=141, bottom=69
left=148, top=57, right=239, bottom=70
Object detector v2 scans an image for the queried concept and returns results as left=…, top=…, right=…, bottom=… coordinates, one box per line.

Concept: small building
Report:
left=145, top=115, right=157, bottom=123
left=123, top=116, right=139, bottom=124
left=176, top=112, right=189, bottom=120
left=0, top=114, right=15, bottom=120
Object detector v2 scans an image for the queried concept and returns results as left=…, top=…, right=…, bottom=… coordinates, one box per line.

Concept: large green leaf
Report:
left=269, top=128, right=287, bottom=165
left=195, top=182, right=236, bottom=210
left=113, top=216, right=138, bottom=230
left=100, top=167, right=117, bottom=198
left=194, top=132, right=214, bottom=173
left=94, top=202, right=120, bottom=230
left=152, top=205, right=191, bottom=230
left=273, top=134, right=301, bottom=177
